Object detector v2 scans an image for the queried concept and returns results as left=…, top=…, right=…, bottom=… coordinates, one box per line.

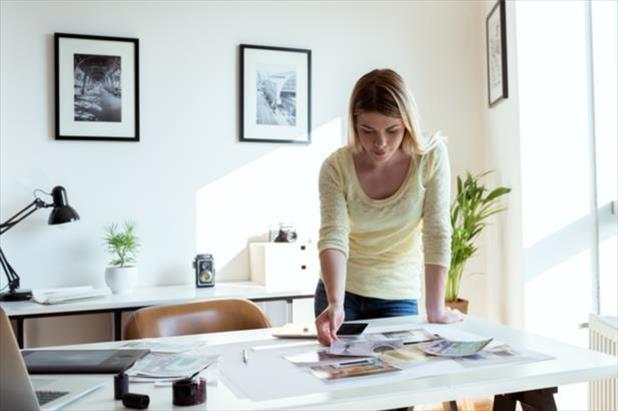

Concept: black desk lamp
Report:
left=0, top=186, right=80, bottom=301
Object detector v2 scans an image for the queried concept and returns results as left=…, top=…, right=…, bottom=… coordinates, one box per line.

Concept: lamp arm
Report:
left=0, top=247, right=20, bottom=291
left=0, top=198, right=50, bottom=236
left=0, top=197, right=51, bottom=293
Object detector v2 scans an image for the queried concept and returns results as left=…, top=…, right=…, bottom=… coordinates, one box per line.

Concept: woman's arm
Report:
left=421, top=142, right=462, bottom=323
left=315, top=154, right=350, bottom=345
left=315, top=249, right=347, bottom=345
left=425, top=264, right=463, bottom=323
left=320, top=249, right=347, bottom=307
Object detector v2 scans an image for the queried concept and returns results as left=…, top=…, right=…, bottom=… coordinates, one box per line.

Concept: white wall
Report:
left=481, top=0, right=525, bottom=328
left=1, top=1, right=486, bottom=346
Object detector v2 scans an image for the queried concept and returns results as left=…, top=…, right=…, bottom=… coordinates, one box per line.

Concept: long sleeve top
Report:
left=317, top=141, right=452, bottom=300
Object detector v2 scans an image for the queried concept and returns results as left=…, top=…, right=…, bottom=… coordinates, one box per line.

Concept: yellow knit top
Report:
left=317, top=141, right=452, bottom=300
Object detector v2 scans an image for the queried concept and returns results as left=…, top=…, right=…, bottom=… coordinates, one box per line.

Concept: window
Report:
left=590, top=0, right=617, bottom=317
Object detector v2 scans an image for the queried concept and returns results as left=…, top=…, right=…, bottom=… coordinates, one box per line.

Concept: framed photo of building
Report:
left=486, top=0, right=508, bottom=107
left=55, top=33, right=139, bottom=141
left=240, top=44, right=311, bottom=144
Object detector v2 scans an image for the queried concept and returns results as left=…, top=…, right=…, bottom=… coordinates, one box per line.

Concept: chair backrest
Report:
left=123, top=298, right=272, bottom=340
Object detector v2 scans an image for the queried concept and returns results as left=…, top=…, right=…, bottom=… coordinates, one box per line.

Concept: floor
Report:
left=417, top=398, right=494, bottom=411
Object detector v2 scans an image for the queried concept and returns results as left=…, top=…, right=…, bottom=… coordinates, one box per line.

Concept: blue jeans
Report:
left=314, top=280, right=418, bottom=320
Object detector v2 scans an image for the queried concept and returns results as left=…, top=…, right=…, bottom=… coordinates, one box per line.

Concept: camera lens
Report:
left=200, top=271, right=212, bottom=282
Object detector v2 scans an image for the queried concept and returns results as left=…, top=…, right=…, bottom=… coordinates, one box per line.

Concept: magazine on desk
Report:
left=126, top=352, right=218, bottom=382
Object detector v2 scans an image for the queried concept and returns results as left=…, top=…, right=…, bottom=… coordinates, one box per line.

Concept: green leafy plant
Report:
left=447, top=171, right=511, bottom=302
left=104, top=221, right=140, bottom=267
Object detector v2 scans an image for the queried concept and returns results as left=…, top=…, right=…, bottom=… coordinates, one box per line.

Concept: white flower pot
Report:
left=105, top=266, right=138, bottom=294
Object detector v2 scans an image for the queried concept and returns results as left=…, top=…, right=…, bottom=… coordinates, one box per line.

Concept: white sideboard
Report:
left=249, top=242, right=318, bottom=291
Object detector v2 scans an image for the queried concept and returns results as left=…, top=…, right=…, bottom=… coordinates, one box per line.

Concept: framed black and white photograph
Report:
left=240, top=44, right=311, bottom=144
left=486, top=0, right=508, bottom=107
left=55, top=33, right=139, bottom=141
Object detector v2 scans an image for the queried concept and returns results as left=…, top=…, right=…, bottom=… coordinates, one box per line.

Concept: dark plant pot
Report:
left=445, top=298, right=469, bottom=314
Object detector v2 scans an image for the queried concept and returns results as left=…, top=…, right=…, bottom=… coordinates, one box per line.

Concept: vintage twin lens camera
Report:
left=193, top=254, right=215, bottom=288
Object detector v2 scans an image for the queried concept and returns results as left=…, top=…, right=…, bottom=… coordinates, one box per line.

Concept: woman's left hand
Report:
left=427, top=307, right=465, bottom=324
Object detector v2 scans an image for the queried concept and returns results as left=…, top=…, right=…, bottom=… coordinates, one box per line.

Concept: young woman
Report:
left=315, top=69, right=463, bottom=345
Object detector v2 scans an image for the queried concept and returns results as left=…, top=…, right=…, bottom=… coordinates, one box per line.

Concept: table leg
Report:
left=114, top=310, right=122, bottom=341
left=286, top=299, right=294, bottom=323
left=493, top=387, right=557, bottom=411
left=442, top=400, right=459, bottom=411
left=16, top=318, right=24, bottom=348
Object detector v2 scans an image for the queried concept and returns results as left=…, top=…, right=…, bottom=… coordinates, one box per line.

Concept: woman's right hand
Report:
left=315, top=303, right=345, bottom=346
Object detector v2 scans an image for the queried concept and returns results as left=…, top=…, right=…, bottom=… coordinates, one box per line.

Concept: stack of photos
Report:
left=283, top=328, right=531, bottom=382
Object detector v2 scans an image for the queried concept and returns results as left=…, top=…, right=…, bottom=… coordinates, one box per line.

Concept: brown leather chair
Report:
left=123, top=298, right=272, bottom=340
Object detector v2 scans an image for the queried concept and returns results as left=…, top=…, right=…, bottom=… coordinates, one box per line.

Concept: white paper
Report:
left=32, top=286, right=111, bottom=304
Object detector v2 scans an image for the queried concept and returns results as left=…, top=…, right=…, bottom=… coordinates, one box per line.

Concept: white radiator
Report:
left=588, top=314, right=618, bottom=411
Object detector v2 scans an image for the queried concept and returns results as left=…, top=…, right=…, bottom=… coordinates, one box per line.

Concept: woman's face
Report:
left=356, top=111, right=406, bottom=164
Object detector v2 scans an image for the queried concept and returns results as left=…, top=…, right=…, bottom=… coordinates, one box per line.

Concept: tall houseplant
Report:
left=447, top=172, right=511, bottom=311
left=104, top=221, right=140, bottom=294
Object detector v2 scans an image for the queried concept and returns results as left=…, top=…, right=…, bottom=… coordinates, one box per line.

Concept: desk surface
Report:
left=0, top=282, right=314, bottom=317
left=33, top=315, right=618, bottom=410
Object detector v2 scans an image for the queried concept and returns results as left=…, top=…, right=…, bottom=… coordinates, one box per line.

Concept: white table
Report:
left=0, top=281, right=314, bottom=347
left=32, top=315, right=618, bottom=410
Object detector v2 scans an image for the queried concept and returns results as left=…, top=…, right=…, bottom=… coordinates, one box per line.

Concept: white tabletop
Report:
left=1, top=282, right=314, bottom=317
left=32, top=315, right=618, bottom=410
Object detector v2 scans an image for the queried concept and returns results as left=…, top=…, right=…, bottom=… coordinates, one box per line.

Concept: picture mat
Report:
left=58, top=37, right=136, bottom=137
left=487, top=7, right=503, bottom=104
left=243, top=48, right=308, bottom=141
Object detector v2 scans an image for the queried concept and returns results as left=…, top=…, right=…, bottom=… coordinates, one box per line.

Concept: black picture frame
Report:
left=486, top=0, right=508, bottom=107
left=239, top=44, right=311, bottom=144
left=55, top=33, right=140, bottom=142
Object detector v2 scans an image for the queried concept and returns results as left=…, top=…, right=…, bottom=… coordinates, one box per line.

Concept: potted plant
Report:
left=447, top=171, right=511, bottom=313
left=104, top=221, right=140, bottom=294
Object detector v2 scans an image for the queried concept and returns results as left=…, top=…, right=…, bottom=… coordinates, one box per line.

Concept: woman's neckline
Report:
left=350, top=149, right=414, bottom=203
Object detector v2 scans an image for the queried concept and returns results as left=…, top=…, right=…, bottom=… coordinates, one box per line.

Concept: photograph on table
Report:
left=309, top=358, right=401, bottom=381
left=55, top=33, right=139, bottom=141
left=381, top=328, right=441, bottom=344
left=239, top=44, right=311, bottom=144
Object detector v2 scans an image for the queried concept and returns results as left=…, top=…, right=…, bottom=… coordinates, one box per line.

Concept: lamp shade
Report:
left=47, top=186, right=80, bottom=225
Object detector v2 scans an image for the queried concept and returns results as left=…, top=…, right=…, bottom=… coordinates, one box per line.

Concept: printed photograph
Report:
left=74, top=53, right=121, bottom=122
left=56, top=33, right=139, bottom=141
left=240, top=44, right=310, bottom=143
left=378, top=345, right=432, bottom=367
left=256, top=63, right=296, bottom=126
left=381, top=328, right=441, bottom=344
left=309, top=358, right=401, bottom=381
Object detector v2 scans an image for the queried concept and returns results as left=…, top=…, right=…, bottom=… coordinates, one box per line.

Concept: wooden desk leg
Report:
left=493, top=387, right=558, bottom=411
left=113, top=310, right=122, bottom=341
left=492, top=394, right=517, bottom=411
left=442, top=400, right=459, bottom=411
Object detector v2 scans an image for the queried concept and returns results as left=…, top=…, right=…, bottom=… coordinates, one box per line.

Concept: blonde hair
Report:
left=347, top=69, right=441, bottom=156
